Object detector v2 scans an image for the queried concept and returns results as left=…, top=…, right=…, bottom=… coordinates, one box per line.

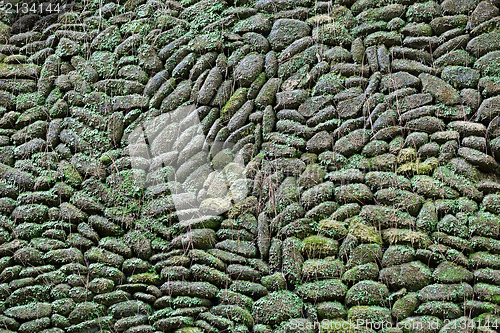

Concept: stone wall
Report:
left=0, top=0, right=500, bottom=332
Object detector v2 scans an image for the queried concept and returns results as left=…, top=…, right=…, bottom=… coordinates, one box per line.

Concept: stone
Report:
left=347, top=306, right=391, bottom=327
left=161, top=281, right=218, bottom=299
left=467, top=31, right=500, bottom=57
left=91, top=25, right=121, bottom=51
left=336, top=94, right=365, bottom=119
left=474, top=51, right=500, bottom=76
left=379, top=261, right=432, bottom=290
left=312, top=23, right=352, bottom=46
left=334, top=129, right=370, bottom=157
left=433, top=261, right=473, bottom=283
left=56, top=38, right=79, bottom=57
left=4, top=303, right=51, bottom=320
left=345, top=281, right=389, bottom=307
left=276, top=90, right=309, bottom=109
left=441, top=66, right=480, bottom=89
left=234, top=14, right=272, bottom=34
left=334, top=184, right=373, bottom=204
left=295, top=279, right=347, bottom=302
left=441, top=0, right=477, bottom=15
left=468, top=1, right=500, bottom=30
left=418, top=283, right=473, bottom=302
left=476, top=96, right=500, bottom=121
left=313, top=73, right=345, bottom=96
left=268, top=19, right=311, bottom=51
left=301, top=235, right=338, bottom=259
left=407, top=1, right=441, bottom=22
left=252, top=291, right=303, bottom=325
left=234, top=54, right=264, bottom=88
left=458, top=147, right=498, bottom=171
left=419, top=73, right=460, bottom=105
left=392, top=292, right=419, bottom=320
left=380, top=72, right=420, bottom=93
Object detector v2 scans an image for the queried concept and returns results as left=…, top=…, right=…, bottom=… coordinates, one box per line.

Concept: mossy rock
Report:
left=392, top=292, right=419, bottom=321
left=382, top=245, right=416, bottom=268
left=342, top=263, right=379, bottom=285
left=252, top=290, right=303, bottom=326
left=301, top=235, right=338, bottom=259
left=317, top=219, right=348, bottom=239
left=68, top=302, right=106, bottom=324
left=418, top=283, right=473, bottom=303
left=379, top=261, right=432, bottom=291
left=319, top=319, right=356, bottom=333
left=4, top=303, right=52, bottom=321
left=268, top=19, right=311, bottom=52
left=221, top=88, right=248, bottom=121
left=302, top=258, right=344, bottom=281
left=229, top=280, right=268, bottom=300
left=161, top=281, right=219, bottom=299
left=298, top=163, right=326, bottom=189
left=334, top=183, right=373, bottom=204
left=415, top=301, right=462, bottom=319
left=295, top=279, right=347, bottom=302
left=300, top=181, right=335, bottom=208
left=171, top=229, right=216, bottom=250
left=347, top=243, right=382, bottom=268
left=374, top=189, right=424, bottom=216
left=347, top=219, right=382, bottom=245
left=347, top=305, right=392, bottom=327
left=212, top=304, right=254, bottom=327
left=345, top=280, right=389, bottom=307
left=397, top=315, right=443, bottom=333
left=313, top=73, right=345, bottom=96
left=190, top=264, right=231, bottom=288
left=261, top=273, right=287, bottom=292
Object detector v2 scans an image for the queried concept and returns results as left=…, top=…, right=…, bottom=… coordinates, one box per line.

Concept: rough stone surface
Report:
left=0, top=1, right=499, bottom=332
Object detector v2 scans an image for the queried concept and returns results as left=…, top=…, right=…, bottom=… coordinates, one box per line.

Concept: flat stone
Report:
left=419, top=73, right=460, bottom=105
left=268, top=19, right=311, bottom=51
left=380, top=261, right=432, bottom=290
left=234, top=54, right=264, bottom=88
left=380, top=72, right=420, bottom=93
left=467, top=31, right=500, bottom=57
left=458, top=147, right=499, bottom=171
left=468, top=0, right=500, bottom=30
left=441, top=66, right=480, bottom=89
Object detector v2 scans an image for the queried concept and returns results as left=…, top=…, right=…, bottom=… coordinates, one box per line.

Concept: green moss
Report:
left=252, top=290, right=303, bottom=326
left=261, top=273, right=287, bottom=292
left=317, top=219, right=348, bottom=239
left=348, top=220, right=382, bottom=245
left=302, top=235, right=339, bottom=259
left=221, top=88, right=248, bottom=121
left=128, top=272, right=160, bottom=284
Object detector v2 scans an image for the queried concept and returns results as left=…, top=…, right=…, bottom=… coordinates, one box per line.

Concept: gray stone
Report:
left=268, top=19, right=311, bottom=51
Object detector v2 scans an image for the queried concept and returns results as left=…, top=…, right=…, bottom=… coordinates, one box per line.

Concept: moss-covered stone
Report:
left=301, top=235, right=338, bottom=259
left=345, top=280, right=389, bottom=307
left=302, top=258, right=344, bottom=281
left=380, top=261, right=432, bottom=291
left=252, top=290, right=303, bottom=325
left=295, top=279, right=347, bottom=302
left=392, top=292, right=419, bottom=321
